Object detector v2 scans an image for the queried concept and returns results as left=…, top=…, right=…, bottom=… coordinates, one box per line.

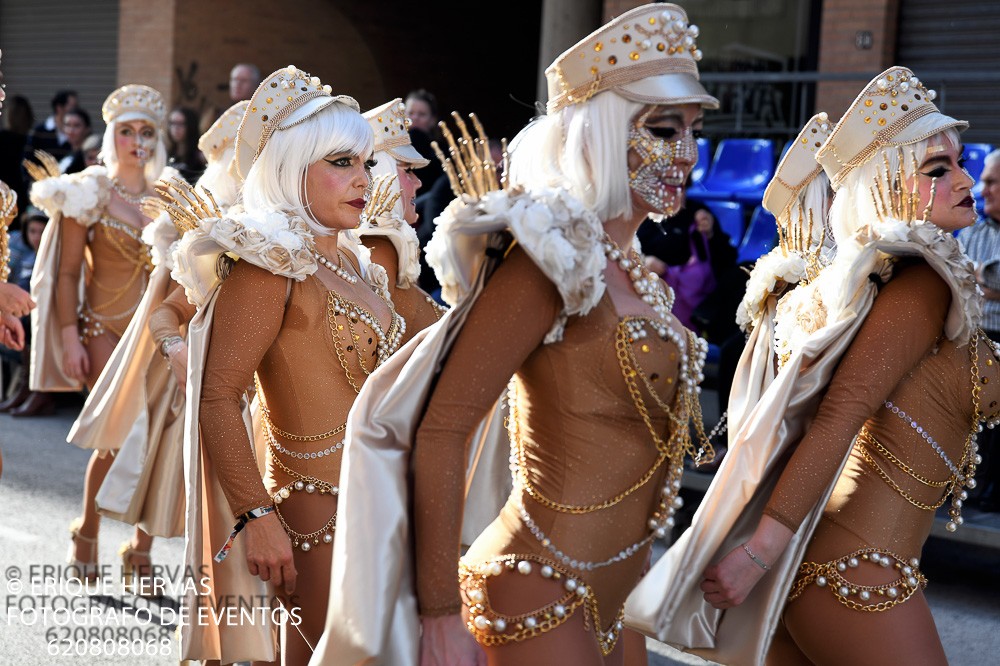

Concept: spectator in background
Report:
left=959, top=148, right=1000, bottom=512
left=404, top=89, right=443, bottom=196
left=24, top=89, right=77, bottom=161
left=59, top=107, right=92, bottom=173
left=229, top=63, right=260, bottom=103
left=640, top=201, right=737, bottom=328
left=80, top=134, right=101, bottom=168
left=0, top=94, right=33, bottom=216
left=166, top=107, right=204, bottom=183
left=0, top=207, right=53, bottom=415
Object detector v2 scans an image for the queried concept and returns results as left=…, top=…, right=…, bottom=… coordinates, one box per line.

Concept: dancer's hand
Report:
left=0, top=283, right=34, bottom=317
left=701, top=516, right=793, bottom=609
left=61, top=325, right=89, bottom=382
left=166, top=340, right=188, bottom=391
left=420, top=614, right=485, bottom=666
left=0, top=313, right=24, bottom=350
left=700, top=544, right=769, bottom=609
left=243, top=512, right=297, bottom=596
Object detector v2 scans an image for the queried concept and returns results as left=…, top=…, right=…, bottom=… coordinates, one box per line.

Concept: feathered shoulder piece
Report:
left=422, top=112, right=605, bottom=341
left=27, top=152, right=110, bottom=226
left=356, top=174, right=421, bottom=288
left=157, top=179, right=318, bottom=307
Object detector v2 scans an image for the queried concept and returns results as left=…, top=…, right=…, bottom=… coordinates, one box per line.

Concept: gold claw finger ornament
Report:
left=148, top=177, right=224, bottom=235
left=22, top=150, right=61, bottom=183
left=431, top=111, right=506, bottom=200
left=360, top=173, right=401, bottom=226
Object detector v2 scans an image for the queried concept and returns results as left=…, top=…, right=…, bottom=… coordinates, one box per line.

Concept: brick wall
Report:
left=118, top=0, right=177, bottom=97
left=816, top=0, right=900, bottom=117
left=170, top=0, right=383, bottom=129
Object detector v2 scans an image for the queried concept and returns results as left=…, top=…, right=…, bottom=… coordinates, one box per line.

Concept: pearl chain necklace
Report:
left=313, top=250, right=357, bottom=284
left=111, top=178, right=149, bottom=206
left=602, top=234, right=675, bottom=329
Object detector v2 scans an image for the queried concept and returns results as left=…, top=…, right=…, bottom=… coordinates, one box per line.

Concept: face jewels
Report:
left=135, top=134, right=157, bottom=164
left=628, top=122, right=696, bottom=218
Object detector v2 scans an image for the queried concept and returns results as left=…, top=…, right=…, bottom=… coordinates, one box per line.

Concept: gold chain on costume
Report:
left=79, top=216, right=153, bottom=342
left=459, top=554, right=625, bottom=656
left=325, top=289, right=405, bottom=394
left=854, top=332, right=984, bottom=529
left=788, top=547, right=926, bottom=612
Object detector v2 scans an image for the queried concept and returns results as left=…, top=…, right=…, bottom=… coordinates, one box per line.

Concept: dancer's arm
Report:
left=199, top=260, right=296, bottom=593
left=414, top=246, right=560, bottom=661
left=149, top=284, right=197, bottom=389
left=702, top=261, right=950, bottom=607
left=55, top=217, right=89, bottom=381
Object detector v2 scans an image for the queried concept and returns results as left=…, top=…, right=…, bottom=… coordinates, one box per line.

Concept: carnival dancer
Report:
left=728, top=112, right=835, bottom=436
left=358, top=98, right=447, bottom=342
left=28, top=84, right=172, bottom=580
left=314, top=5, right=717, bottom=665
left=173, top=66, right=402, bottom=664
left=627, top=67, right=989, bottom=666
left=61, top=102, right=248, bottom=588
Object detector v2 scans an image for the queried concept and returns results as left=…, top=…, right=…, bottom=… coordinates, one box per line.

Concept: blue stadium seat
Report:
left=690, top=137, right=712, bottom=187
left=703, top=200, right=743, bottom=247
left=736, top=206, right=778, bottom=264
left=694, top=139, right=776, bottom=206
left=964, top=143, right=992, bottom=184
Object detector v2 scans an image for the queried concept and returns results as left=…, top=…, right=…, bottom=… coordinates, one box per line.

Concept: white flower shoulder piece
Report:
left=737, top=247, right=808, bottom=333
left=142, top=212, right=180, bottom=272
left=29, top=165, right=111, bottom=226
left=171, top=206, right=318, bottom=307
left=426, top=187, right=606, bottom=342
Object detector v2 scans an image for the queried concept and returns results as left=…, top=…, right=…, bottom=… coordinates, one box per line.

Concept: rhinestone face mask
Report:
left=628, top=117, right=697, bottom=218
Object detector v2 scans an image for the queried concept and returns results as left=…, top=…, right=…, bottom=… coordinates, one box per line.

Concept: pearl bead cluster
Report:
left=314, top=251, right=357, bottom=284
left=793, top=548, right=926, bottom=610
left=460, top=554, right=624, bottom=651
left=603, top=235, right=675, bottom=324
left=271, top=478, right=338, bottom=552
left=329, top=297, right=403, bottom=365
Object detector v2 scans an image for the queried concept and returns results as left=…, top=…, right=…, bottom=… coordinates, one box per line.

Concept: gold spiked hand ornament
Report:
left=148, top=177, right=224, bottom=235
left=431, top=111, right=506, bottom=200
left=361, top=173, right=401, bottom=226
left=22, top=150, right=61, bottom=183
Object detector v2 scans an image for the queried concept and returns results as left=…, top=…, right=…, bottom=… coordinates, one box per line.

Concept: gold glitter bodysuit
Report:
left=199, top=259, right=403, bottom=529
left=414, top=246, right=706, bottom=655
left=56, top=214, right=152, bottom=343
left=761, top=262, right=1000, bottom=652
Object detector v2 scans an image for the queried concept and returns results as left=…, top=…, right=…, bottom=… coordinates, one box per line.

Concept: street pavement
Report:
left=1, top=403, right=998, bottom=665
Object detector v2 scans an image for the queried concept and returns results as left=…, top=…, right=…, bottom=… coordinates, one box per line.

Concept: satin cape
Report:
left=29, top=211, right=85, bottom=391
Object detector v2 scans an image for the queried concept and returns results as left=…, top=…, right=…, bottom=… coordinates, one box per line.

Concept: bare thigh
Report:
left=783, top=585, right=947, bottom=666
left=85, top=333, right=118, bottom=389
left=273, top=492, right=337, bottom=662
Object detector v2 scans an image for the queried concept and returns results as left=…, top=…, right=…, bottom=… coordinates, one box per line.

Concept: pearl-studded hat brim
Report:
left=617, top=72, right=719, bottom=110
left=111, top=110, right=162, bottom=127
